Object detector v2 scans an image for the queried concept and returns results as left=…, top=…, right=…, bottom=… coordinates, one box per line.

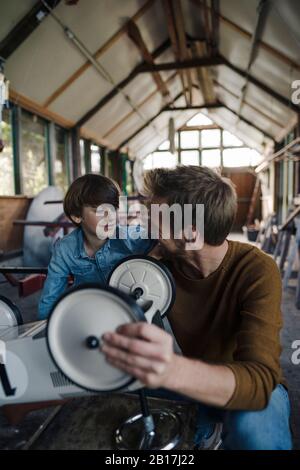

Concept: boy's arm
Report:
left=38, top=240, right=70, bottom=320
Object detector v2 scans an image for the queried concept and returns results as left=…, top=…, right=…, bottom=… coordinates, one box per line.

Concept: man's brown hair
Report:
left=143, top=165, right=237, bottom=246
left=63, top=174, right=120, bottom=225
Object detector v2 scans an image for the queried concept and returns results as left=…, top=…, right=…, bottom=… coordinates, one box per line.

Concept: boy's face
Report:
left=71, top=205, right=117, bottom=238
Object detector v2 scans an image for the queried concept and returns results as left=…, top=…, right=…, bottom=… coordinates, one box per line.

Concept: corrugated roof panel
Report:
left=5, top=0, right=149, bottom=105
left=216, top=87, right=282, bottom=139
left=250, top=48, right=298, bottom=101
left=6, top=14, right=85, bottom=103
left=51, top=0, right=150, bottom=55
left=245, top=83, right=295, bottom=126
left=49, top=34, right=145, bottom=121
left=213, top=65, right=246, bottom=94
left=80, top=92, right=134, bottom=142
left=262, top=1, right=300, bottom=63
left=49, top=67, right=114, bottom=122
left=2, top=0, right=299, bottom=155
left=205, top=107, right=266, bottom=152
left=219, top=18, right=251, bottom=70
left=220, top=0, right=259, bottom=34
left=84, top=74, right=183, bottom=146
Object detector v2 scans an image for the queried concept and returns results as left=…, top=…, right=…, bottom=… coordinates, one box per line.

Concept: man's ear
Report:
left=70, top=214, right=82, bottom=225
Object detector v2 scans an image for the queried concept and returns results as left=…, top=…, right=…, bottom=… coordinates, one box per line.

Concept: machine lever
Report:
left=0, top=363, right=16, bottom=396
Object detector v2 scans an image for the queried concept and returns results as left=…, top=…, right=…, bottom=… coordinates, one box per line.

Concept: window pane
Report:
left=223, top=131, right=243, bottom=147
left=201, top=129, right=220, bottom=148
left=181, top=150, right=199, bottom=166
left=91, top=144, right=101, bottom=173
left=143, top=154, right=153, bottom=170
left=186, top=113, right=213, bottom=126
left=201, top=149, right=221, bottom=167
left=0, top=108, right=14, bottom=195
left=152, top=151, right=177, bottom=168
left=21, top=111, right=47, bottom=196
left=158, top=140, right=170, bottom=150
left=180, top=131, right=199, bottom=148
left=250, top=150, right=263, bottom=166
left=54, top=126, right=68, bottom=193
left=223, top=148, right=251, bottom=167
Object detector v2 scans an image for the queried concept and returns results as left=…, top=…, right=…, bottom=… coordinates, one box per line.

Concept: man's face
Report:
left=150, top=196, right=186, bottom=258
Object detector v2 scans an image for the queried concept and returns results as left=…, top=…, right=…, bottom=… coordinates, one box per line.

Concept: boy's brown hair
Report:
left=143, top=165, right=237, bottom=246
left=64, top=174, right=120, bottom=225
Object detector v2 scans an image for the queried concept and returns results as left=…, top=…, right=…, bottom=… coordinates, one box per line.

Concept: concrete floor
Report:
left=0, top=233, right=299, bottom=449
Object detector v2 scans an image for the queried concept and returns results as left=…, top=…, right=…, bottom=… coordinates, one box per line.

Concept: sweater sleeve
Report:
left=223, top=253, right=283, bottom=411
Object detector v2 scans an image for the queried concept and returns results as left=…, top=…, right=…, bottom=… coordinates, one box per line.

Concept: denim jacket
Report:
left=38, top=225, right=156, bottom=319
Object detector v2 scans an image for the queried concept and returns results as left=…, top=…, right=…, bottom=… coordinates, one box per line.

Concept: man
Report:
left=101, top=165, right=292, bottom=450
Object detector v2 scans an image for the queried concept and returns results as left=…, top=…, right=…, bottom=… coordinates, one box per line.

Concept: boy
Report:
left=38, top=174, right=155, bottom=319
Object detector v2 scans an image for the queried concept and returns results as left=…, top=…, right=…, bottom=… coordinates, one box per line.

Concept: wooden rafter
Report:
left=76, top=39, right=170, bottom=127
left=135, top=55, right=224, bottom=72
left=213, top=79, right=283, bottom=128
left=126, top=19, right=170, bottom=99
left=163, top=104, right=221, bottom=111
left=220, top=101, right=275, bottom=141
left=9, top=88, right=111, bottom=148
left=197, top=0, right=211, bottom=53
left=0, top=0, right=62, bottom=59
left=43, top=0, right=155, bottom=108
left=191, top=41, right=216, bottom=105
left=172, top=0, right=193, bottom=105
left=210, top=0, right=220, bottom=55
left=162, top=0, right=189, bottom=106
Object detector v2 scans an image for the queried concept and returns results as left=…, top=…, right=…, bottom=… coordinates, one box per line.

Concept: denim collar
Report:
left=75, top=227, right=113, bottom=259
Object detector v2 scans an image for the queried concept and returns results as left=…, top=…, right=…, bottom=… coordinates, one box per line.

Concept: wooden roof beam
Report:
left=162, top=0, right=189, bottom=106
left=191, top=41, right=216, bottom=104
left=162, top=103, right=221, bottom=111
left=126, top=19, right=170, bottom=99
left=76, top=39, right=170, bottom=127
left=136, top=55, right=224, bottom=72
left=172, top=0, right=193, bottom=105
left=0, top=0, right=62, bottom=60
left=210, top=0, right=220, bottom=55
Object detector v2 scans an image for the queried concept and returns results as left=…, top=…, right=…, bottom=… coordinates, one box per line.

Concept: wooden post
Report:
left=71, top=127, right=81, bottom=179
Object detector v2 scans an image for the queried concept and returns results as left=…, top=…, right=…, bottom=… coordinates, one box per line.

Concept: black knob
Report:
left=86, top=336, right=99, bottom=349
left=132, top=287, right=144, bottom=299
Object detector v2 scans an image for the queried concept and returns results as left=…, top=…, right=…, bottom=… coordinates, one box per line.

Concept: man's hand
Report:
left=101, top=322, right=177, bottom=388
